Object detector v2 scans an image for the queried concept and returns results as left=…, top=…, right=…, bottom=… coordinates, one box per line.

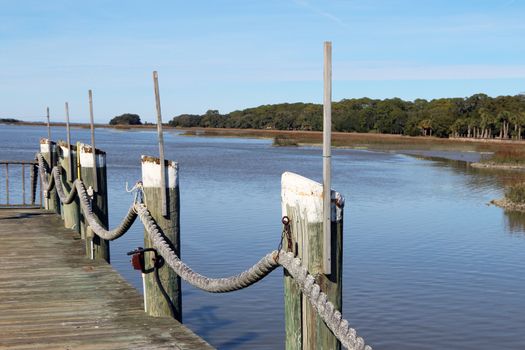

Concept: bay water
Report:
left=1, top=124, right=524, bottom=349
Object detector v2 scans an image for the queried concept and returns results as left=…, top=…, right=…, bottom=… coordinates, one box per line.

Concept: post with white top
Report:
left=58, top=141, right=80, bottom=233
left=79, top=143, right=109, bottom=262
left=40, top=138, right=60, bottom=214
left=281, top=173, right=344, bottom=349
left=141, top=155, right=181, bottom=321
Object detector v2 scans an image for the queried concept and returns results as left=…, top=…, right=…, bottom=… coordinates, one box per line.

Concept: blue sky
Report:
left=1, top=0, right=524, bottom=123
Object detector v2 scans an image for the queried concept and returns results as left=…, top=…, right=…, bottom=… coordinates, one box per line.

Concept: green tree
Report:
left=109, top=113, right=142, bottom=125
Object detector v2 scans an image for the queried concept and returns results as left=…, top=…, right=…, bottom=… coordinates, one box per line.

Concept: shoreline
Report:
left=490, top=198, right=525, bottom=212
left=471, top=162, right=525, bottom=171
left=7, top=122, right=525, bottom=166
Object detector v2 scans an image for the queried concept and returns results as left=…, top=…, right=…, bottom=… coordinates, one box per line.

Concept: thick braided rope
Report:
left=135, top=203, right=280, bottom=293
left=37, top=152, right=137, bottom=241
left=278, top=251, right=372, bottom=350
left=36, top=153, right=55, bottom=195
left=135, top=203, right=371, bottom=350
left=52, top=167, right=78, bottom=204
left=75, top=180, right=137, bottom=241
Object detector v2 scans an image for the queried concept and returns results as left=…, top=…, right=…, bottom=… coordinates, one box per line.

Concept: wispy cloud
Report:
left=292, top=0, right=348, bottom=28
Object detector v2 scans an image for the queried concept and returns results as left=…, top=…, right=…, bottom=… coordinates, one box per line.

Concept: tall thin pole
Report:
left=322, top=41, right=332, bottom=275
left=88, top=90, right=98, bottom=192
left=65, top=102, right=73, bottom=182
left=47, top=107, right=53, bottom=168
left=153, top=71, right=167, bottom=217
left=46, top=107, right=51, bottom=140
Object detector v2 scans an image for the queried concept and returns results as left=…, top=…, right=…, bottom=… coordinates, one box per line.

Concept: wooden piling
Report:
left=141, top=155, right=181, bottom=321
left=40, top=138, right=60, bottom=214
left=58, top=141, right=80, bottom=233
left=79, top=143, right=110, bottom=262
left=282, top=172, right=343, bottom=350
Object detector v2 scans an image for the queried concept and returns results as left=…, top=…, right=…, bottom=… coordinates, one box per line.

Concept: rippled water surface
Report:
left=2, top=124, right=525, bottom=349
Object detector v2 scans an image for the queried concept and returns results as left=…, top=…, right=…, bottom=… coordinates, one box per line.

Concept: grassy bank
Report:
left=506, top=183, right=525, bottom=204
left=272, top=135, right=299, bottom=147
left=481, top=146, right=525, bottom=165
left=491, top=183, right=525, bottom=212
left=178, top=127, right=525, bottom=155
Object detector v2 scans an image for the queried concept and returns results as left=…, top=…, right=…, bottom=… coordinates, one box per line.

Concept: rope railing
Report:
left=37, top=153, right=138, bottom=241
left=135, top=202, right=371, bottom=350
left=36, top=152, right=372, bottom=350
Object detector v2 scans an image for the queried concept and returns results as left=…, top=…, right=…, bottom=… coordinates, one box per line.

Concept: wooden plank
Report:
left=281, top=172, right=343, bottom=349
left=141, top=155, right=182, bottom=321
left=0, top=208, right=212, bottom=350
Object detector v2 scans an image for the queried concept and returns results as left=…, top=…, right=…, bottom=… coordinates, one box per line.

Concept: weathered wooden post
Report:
left=79, top=143, right=110, bottom=262
left=282, top=172, right=344, bottom=349
left=40, top=138, right=60, bottom=214
left=141, top=155, right=182, bottom=320
left=58, top=141, right=80, bottom=232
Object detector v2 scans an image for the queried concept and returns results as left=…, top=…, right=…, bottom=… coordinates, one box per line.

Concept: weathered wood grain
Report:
left=79, top=143, right=110, bottom=263
left=0, top=208, right=212, bottom=350
left=58, top=142, right=80, bottom=233
left=281, top=172, right=343, bottom=349
left=141, top=155, right=182, bottom=321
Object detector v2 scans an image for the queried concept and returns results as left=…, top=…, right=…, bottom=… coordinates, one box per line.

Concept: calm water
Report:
left=1, top=124, right=525, bottom=350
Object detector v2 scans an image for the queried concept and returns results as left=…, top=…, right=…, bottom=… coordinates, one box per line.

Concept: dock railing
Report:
left=2, top=137, right=372, bottom=350
left=0, top=160, right=41, bottom=208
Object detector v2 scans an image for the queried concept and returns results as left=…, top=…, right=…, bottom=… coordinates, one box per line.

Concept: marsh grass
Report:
left=505, top=183, right=525, bottom=204
left=272, top=135, right=299, bottom=147
left=483, top=146, right=525, bottom=165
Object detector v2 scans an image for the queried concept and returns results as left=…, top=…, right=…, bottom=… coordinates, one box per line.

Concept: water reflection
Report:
left=503, top=210, right=525, bottom=234
left=403, top=153, right=525, bottom=236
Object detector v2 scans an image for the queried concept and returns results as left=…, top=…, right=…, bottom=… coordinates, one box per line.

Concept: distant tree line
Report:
left=169, top=94, right=525, bottom=139
left=0, top=118, right=20, bottom=123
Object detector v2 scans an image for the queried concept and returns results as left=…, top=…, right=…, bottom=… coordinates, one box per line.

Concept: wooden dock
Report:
left=0, top=208, right=213, bottom=350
